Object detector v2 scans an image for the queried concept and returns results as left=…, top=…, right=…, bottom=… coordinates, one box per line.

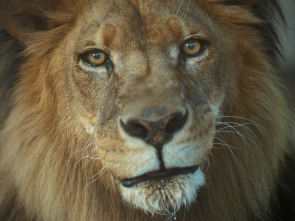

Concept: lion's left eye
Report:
left=181, top=39, right=206, bottom=57
left=81, top=50, right=108, bottom=67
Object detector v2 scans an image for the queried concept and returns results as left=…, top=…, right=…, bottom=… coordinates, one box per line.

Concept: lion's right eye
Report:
left=81, top=50, right=108, bottom=67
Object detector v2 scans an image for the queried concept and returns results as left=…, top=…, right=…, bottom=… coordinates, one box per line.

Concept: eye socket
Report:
left=181, top=39, right=206, bottom=57
left=81, top=50, right=108, bottom=67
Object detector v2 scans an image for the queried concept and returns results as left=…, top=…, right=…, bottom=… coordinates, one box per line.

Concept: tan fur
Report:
left=0, top=0, right=291, bottom=220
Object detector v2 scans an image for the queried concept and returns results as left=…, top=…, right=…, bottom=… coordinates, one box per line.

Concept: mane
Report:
left=0, top=29, right=21, bottom=129
left=254, top=0, right=285, bottom=62
left=195, top=1, right=291, bottom=219
left=0, top=0, right=77, bottom=122
left=219, top=0, right=284, bottom=61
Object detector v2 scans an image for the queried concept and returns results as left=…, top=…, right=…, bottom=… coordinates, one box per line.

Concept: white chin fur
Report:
left=120, top=169, right=205, bottom=215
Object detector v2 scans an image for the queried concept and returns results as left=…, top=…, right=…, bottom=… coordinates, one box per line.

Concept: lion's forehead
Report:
left=76, top=0, right=211, bottom=51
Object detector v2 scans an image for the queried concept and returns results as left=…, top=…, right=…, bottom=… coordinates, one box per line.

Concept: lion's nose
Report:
left=120, top=110, right=188, bottom=147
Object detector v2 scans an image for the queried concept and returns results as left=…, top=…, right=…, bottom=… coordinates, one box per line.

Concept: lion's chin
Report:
left=120, top=169, right=205, bottom=214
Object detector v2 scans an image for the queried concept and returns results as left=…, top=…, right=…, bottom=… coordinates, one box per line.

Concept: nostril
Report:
left=165, top=111, right=188, bottom=134
left=120, top=120, right=149, bottom=140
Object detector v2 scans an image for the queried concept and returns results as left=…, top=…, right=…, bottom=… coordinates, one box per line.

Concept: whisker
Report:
left=220, top=122, right=249, bottom=142
left=87, top=166, right=106, bottom=185
left=176, top=0, right=185, bottom=16
left=203, top=155, right=210, bottom=173
left=214, top=137, right=242, bottom=167
left=88, top=166, right=105, bottom=180
left=215, top=124, right=256, bottom=145
left=216, top=115, right=267, bottom=132
left=216, top=121, right=262, bottom=146
left=216, top=121, right=254, bottom=129
left=181, top=0, right=191, bottom=21
left=213, top=142, right=239, bottom=150
left=88, top=172, right=106, bottom=185
left=85, top=153, right=99, bottom=166
left=215, top=130, right=251, bottom=142
left=89, top=151, right=99, bottom=168
left=74, top=140, right=95, bottom=154
left=72, top=154, right=99, bottom=171
left=165, top=205, right=179, bottom=221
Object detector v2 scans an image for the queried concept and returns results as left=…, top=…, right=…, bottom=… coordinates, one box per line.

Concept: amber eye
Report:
left=81, top=50, right=108, bottom=67
left=181, top=39, right=205, bottom=56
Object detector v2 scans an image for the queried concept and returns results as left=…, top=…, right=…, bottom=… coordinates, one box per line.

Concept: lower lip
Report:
left=120, top=165, right=199, bottom=188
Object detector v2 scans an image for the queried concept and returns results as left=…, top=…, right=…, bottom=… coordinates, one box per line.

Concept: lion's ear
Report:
left=0, top=0, right=50, bottom=42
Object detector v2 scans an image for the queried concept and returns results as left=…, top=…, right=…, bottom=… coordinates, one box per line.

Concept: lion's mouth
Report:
left=120, top=165, right=199, bottom=188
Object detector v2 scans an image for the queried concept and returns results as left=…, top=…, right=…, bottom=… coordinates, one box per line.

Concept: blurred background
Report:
left=279, top=0, right=295, bottom=140
left=279, top=0, right=295, bottom=84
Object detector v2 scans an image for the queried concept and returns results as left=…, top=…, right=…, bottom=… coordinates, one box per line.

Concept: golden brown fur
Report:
left=0, top=0, right=293, bottom=220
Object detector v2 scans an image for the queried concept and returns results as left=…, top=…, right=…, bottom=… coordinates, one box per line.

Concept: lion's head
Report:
left=0, top=0, right=291, bottom=220
left=49, top=0, right=226, bottom=213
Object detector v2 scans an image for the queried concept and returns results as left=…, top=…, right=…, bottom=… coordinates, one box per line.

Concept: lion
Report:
left=0, top=0, right=294, bottom=220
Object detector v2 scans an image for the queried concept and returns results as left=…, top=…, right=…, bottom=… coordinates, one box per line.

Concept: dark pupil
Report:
left=186, top=42, right=196, bottom=50
left=93, top=52, right=101, bottom=60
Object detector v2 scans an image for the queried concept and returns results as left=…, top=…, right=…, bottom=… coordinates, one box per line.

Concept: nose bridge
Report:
left=125, top=67, right=183, bottom=109
left=149, top=66, right=177, bottom=89
left=119, top=45, right=185, bottom=121
left=130, top=49, right=174, bottom=78
left=122, top=48, right=179, bottom=89
left=120, top=81, right=186, bottom=124
left=141, top=49, right=181, bottom=93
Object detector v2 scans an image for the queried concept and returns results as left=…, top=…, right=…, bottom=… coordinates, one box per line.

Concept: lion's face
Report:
left=53, top=0, right=233, bottom=213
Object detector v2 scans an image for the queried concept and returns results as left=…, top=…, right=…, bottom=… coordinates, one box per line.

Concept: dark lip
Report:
left=120, top=165, right=199, bottom=188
